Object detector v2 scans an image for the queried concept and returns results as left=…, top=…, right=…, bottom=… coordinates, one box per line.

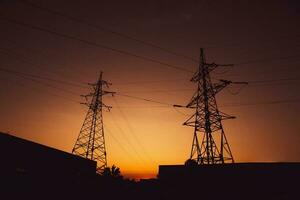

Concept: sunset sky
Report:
left=0, top=0, right=299, bottom=179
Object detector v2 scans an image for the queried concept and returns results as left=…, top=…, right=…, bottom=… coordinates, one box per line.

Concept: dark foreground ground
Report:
left=159, top=163, right=300, bottom=200
left=2, top=164, right=300, bottom=200
left=1, top=132, right=299, bottom=199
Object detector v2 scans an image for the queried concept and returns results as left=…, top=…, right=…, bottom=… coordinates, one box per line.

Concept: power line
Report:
left=26, top=77, right=80, bottom=96
left=2, top=66, right=298, bottom=97
left=225, top=77, right=300, bottom=94
left=113, top=98, right=156, bottom=164
left=20, top=0, right=299, bottom=56
left=2, top=10, right=300, bottom=75
left=221, top=99, right=300, bottom=107
left=0, top=48, right=88, bottom=86
left=0, top=71, right=81, bottom=103
left=205, top=36, right=300, bottom=50
left=113, top=100, right=155, bottom=164
left=3, top=14, right=299, bottom=74
left=249, top=77, right=300, bottom=84
left=116, top=88, right=193, bottom=94
left=1, top=66, right=299, bottom=108
left=173, top=106, right=191, bottom=116
left=0, top=47, right=81, bottom=82
left=174, top=99, right=300, bottom=109
left=0, top=67, right=88, bottom=88
left=0, top=68, right=81, bottom=96
left=116, top=93, right=173, bottom=106
left=2, top=46, right=298, bottom=90
left=113, top=78, right=188, bottom=85
left=106, top=76, right=300, bottom=87
left=0, top=47, right=43, bottom=68
left=116, top=77, right=300, bottom=93
left=214, top=62, right=300, bottom=80
left=100, top=98, right=300, bottom=108
left=25, top=77, right=81, bottom=102
left=2, top=70, right=299, bottom=108
left=108, top=111, right=151, bottom=166
left=16, top=0, right=199, bottom=63
left=104, top=128, right=144, bottom=168
left=235, top=54, right=300, bottom=66
left=0, top=66, right=180, bottom=105
left=0, top=15, right=193, bottom=73
left=226, top=84, right=248, bottom=95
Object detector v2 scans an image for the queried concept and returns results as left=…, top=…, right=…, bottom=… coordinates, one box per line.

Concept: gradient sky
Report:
left=0, top=0, right=299, bottom=179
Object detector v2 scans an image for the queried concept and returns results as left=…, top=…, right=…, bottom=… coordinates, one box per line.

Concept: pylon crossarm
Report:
left=220, top=112, right=236, bottom=120
left=213, top=79, right=232, bottom=94
left=102, top=91, right=116, bottom=96
left=100, top=80, right=112, bottom=87
left=232, top=81, right=248, bottom=85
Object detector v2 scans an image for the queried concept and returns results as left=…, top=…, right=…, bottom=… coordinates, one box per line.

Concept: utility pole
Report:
left=183, top=48, right=247, bottom=164
left=72, top=72, right=115, bottom=173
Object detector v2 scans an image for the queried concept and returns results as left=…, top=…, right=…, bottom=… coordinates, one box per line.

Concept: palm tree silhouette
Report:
left=111, top=165, right=121, bottom=178
left=101, top=165, right=122, bottom=178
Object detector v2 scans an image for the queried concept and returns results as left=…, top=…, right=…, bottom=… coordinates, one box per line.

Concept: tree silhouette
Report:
left=102, top=167, right=112, bottom=177
left=111, top=165, right=121, bottom=178
left=101, top=165, right=122, bottom=179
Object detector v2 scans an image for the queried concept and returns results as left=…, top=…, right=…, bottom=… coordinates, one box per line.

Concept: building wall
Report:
left=158, top=163, right=300, bottom=200
left=0, top=132, right=96, bottom=179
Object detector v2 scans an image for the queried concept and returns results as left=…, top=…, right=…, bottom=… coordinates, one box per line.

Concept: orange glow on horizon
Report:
left=4, top=80, right=299, bottom=179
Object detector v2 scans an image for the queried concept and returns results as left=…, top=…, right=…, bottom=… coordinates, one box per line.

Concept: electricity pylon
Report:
left=183, top=48, right=247, bottom=164
left=72, top=72, right=115, bottom=173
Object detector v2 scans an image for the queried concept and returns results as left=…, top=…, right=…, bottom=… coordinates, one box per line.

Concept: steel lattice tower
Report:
left=72, top=72, right=114, bottom=173
left=183, top=48, right=246, bottom=164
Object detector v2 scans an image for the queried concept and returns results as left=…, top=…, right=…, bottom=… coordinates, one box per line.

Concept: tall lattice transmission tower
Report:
left=183, top=48, right=247, bottom=165
left=72, top=72, right=114, bottom=173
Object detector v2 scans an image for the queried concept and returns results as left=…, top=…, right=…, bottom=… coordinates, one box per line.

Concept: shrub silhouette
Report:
left=101, top=165, right=122, bottom=179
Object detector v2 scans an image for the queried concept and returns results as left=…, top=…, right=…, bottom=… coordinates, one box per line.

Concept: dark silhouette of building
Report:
left=0, top=132, right=157, bottom=200
left=158, top=163, right=300, bottom=200
left=0, top=132, right=99, bottom=198
left=0, top=132, right=96, bottom=176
